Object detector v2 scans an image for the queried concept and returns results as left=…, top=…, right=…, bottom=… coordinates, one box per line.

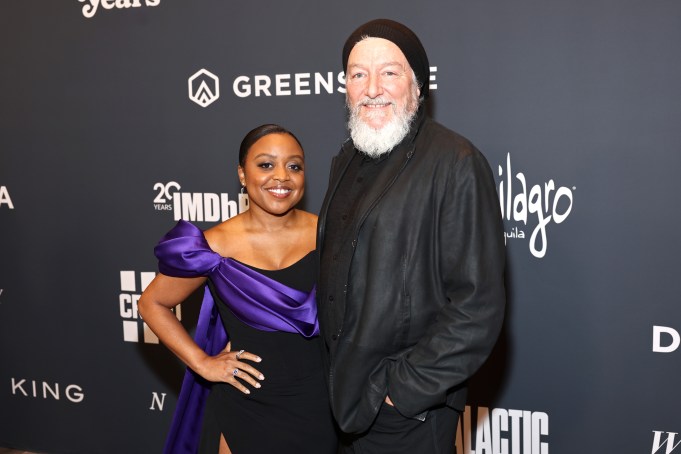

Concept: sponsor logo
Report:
left=652, top=431, right=681, bottom=454
left=120, top=270, right=180, bottom=343
left=189, top=69, right=220, bottom=108
left=653, top=326, right=680, bottom=353
left=0, top=186, right=14, bottom=209
left=456, top=405, right=549, bottom=454
left=153, top=181, right=248, bottom=222
left=233, top=66, right=438, bottom=98
left=233, top=71, right=346, bottom=98
left=186, top=66, right=438, bottom=101
left=150, top=392, right=167, bottom=411
left=11, top=378, right=84, bottom=403
left=78, top=0, right=161, bottom=19
left=497, top=153, right=574, bottom=258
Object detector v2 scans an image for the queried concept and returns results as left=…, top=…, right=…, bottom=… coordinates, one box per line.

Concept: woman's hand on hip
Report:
left=195, top=341, right=264, bottom=394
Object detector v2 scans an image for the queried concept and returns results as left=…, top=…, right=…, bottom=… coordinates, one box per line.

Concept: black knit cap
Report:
left=342, top=18, right=430, bottom=99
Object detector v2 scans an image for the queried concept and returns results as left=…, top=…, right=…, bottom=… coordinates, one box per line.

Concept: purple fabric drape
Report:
left=154, top=220, right=319, bottom=454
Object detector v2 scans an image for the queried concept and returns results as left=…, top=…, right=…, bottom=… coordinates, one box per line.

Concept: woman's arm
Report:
left=138, top=274, right=264, bottom=393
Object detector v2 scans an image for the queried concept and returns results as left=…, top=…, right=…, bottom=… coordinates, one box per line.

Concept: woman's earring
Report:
left=238, top=184, right=249, bottom=212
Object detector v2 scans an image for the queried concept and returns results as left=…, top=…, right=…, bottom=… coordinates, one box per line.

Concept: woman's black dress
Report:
left=198, top=251, right=337, bottom=453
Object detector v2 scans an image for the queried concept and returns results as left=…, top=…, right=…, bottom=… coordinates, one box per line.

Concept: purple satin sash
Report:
left=155, top=220, right=319, bottom=454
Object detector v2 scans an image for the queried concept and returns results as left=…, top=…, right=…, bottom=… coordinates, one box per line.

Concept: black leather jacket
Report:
left=317, top=108, right=506, bottom=434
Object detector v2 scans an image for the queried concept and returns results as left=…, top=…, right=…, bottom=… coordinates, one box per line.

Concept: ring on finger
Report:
left=236, top=349, right=245, bottom=359
left=233, top=368, right=239, bottom=376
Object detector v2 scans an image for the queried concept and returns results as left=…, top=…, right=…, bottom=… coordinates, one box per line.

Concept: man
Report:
left=317, top=19, right=506, bottom=453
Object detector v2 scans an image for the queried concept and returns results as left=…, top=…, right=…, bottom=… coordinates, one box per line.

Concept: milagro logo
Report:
left=0, top=186, right=14, bottom=209
left=497, top=153, right=574, bottom=258
left=11, top=378, right=84, bottom=403
left=456, top=405, right=549, bottom=454
left=652, top=430, right=681, bottom=454
left=153, top=181, right=249, bottom=222
left=120, top=270, right=180, bottom=343
left=232, top=66, right=438, bottom=98
left=78, top=0, right=161, bottom=19
left=189, top=69, right=220, bottom=108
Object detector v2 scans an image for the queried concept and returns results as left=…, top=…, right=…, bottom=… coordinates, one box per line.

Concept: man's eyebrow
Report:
left=348, top=61, right=406, bottom=70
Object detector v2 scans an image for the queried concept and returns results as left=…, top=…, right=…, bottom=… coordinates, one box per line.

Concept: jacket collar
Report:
left=320, top=106, right=428, bottom=240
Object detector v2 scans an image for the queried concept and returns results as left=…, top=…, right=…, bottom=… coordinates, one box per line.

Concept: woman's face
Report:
left=238, top=133, right=305, bottom=217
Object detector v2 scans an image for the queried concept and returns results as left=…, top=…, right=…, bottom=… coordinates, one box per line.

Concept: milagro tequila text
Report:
left=498, top=153, right=574, bottom=258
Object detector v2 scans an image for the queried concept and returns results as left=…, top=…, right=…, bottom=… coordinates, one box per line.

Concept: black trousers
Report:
left=339, top=403, right=460, bottom=454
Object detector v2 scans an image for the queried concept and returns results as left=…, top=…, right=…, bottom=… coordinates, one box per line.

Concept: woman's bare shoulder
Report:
left=203, top=215, right=245, bottom=257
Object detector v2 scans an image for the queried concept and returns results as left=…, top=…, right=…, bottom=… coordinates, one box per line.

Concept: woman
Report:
left=138, top=124, right=337, bottom=454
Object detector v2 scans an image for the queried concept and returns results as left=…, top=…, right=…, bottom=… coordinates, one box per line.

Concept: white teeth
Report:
left=268, top=188, right=291, bottom=195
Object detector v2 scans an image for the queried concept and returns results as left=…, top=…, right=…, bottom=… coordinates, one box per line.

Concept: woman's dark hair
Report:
left=238, top=124, right=304, bottom=167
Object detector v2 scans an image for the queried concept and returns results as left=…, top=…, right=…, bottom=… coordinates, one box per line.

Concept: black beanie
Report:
left=342, top=18, right=430, bottom=99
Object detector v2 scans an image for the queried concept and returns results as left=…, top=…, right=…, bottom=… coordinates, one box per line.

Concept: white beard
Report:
left=347, top=96, right=418, bottom=159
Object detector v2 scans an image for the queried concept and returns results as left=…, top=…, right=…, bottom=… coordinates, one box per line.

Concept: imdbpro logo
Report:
left=188, top=69, right=220, bottom=107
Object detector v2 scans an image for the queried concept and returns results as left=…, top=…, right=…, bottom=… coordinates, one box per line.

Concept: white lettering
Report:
left=475, top=406, right=493, bottom=453
left=119, top=294, right=140, bottom=319
left=254, top=75, right=272, bottom=97
left=43, top=382, right=59, bottom=400
left=171, top=191, right=242, bottom=222
left=653, top=326, right=680, bottom=353
left=275, top=74, right=291, bottom=96
left=508, top=409, right=522, bottom=454
left=315, top=72, right=334, bottom=94
left=652, top=431, right=681, bottom=454
left=204, top=193, right=221, bottom=222
left=153, top=181, right=180, bottom=204
left=150, top=392, right=167, bottom=410
left=491, top=408, right=508, bottom=454
left=337, top=71, right=347, bottom=94
left=79, top=0, right=100, bottom=18
left=224, top=193, right=240, bottom=218
left=498, top=153, right=574, bottom=258
left=66, top=385, right=85, bottom=403
left=0, top=186, right=14, bottom=209
left=531, top=412, right=549, bottom=454
left=295, top=73, right=311, bottom=95
left=80, top=0, right=160, bottom=18
left=11, top=379, right=84, bottom=403
left=11, top=378, right=28, bottom=396
left=456, top=406, right=549, bottom=454
left=181, top=192, right=204, bottom=222
left=232, top=71, right=364, bottom=97
left=119, top=294, right=133, bottom=318
left=233, top=76, right=251, bottom=98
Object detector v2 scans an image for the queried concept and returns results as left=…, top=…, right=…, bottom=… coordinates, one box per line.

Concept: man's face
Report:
left=345, top=37, right=420, bottom=131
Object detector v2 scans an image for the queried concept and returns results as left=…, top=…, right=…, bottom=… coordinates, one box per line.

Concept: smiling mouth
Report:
left=266, top=187, right=292, bottom=197
left=362, top=101, right=391, bottom=108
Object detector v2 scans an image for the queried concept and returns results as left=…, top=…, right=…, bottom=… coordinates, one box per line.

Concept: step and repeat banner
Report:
left=1, top=1, right=680, bottom=453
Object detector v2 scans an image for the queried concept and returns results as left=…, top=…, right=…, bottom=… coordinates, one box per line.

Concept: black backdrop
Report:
left=1, top=1, right=680, bottom=453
